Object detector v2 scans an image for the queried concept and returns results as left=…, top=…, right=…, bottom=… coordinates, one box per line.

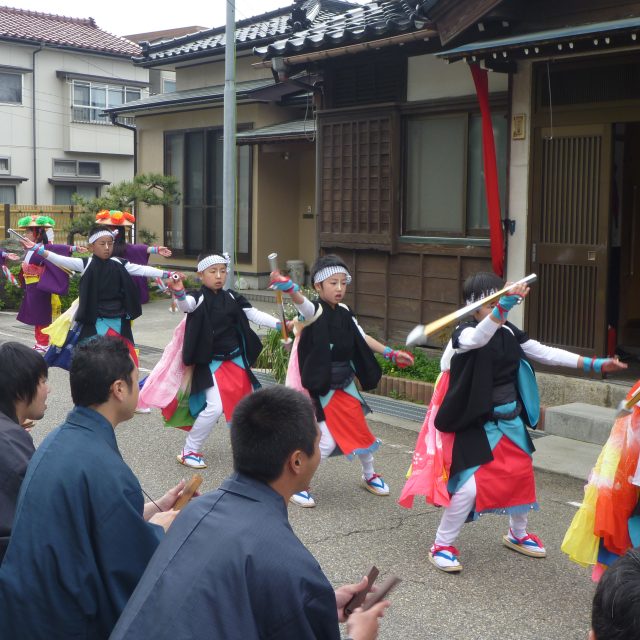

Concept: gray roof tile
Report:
left=134, top=0, right=358, bottom=65
left=105, top=77, right=275, bottom=115
left=255, top=0, right=432, bottom=58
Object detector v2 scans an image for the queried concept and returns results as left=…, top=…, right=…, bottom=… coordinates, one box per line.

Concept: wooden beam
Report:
left=428, top=0, right=506, bottom=45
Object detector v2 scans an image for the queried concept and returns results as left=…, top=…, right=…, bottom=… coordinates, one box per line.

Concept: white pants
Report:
left=434, top=475, right=529, bottom=546
left=184, top=383, right=223, bottom=453
left=318, top=420, right=375, bottom=477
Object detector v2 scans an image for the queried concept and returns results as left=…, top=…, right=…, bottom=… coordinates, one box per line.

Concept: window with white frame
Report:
left=162, top=78, right=176, bottom=93
left=53, top=159, right=100, bottom=177
left=0, top=185, right=16, bottom=204
left=54, top=184, right=98, bottom=205
left=71, top=80, right=142, bottom=124
left=0, top=72, right=22, bottom=104
left=403, top=110, right=507, bottom=238
left=0, top=157, right=10, bottom=174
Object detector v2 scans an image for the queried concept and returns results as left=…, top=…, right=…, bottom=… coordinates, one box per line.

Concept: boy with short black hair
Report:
left=0, top=341, right=49, bottom=562
left=111, top=386, right=390, bottom=640
left=590, top=548, right=640, bottom=640
left=0, top=336, right=184, bottom=639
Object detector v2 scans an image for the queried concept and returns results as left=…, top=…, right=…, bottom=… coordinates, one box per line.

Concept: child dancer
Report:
left=19, top=225, right=173, bottom=365
left=15, top=216, right=84, bottom=352
left=399, top=272, right=626, bottom=573
left=155, top=252, right=282, bottom=469
left=273, top=254, right=413, bottom=508
left=562, top=380, right=640, bottom=580
left=95, top=210, right=172, bottom=304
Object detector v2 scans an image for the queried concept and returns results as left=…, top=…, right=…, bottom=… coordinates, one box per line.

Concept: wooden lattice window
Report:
left=318, top=114, right=397, bottom=250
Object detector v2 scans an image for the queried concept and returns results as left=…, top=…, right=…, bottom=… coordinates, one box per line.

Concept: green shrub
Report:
left=375, top=347, right=440, bottom=384
left=256, top=329, right=291, bottom=384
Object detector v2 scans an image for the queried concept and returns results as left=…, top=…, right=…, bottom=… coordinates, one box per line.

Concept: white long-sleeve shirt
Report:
left=440, top=314, right=580, bottom=371
left=175, top=291, right=279, bottom=330
left=43, top=252, right=167, bottom=279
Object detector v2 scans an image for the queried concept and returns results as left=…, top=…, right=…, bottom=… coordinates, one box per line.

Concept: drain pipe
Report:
left=32, top=43, right=43, bottom=204
left=109, top=114, right=137, bottom=175
left=109, top=113, right=138, bottom=240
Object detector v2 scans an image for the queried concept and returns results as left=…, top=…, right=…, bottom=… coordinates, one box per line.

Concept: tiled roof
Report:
left=0, top=5, right=140, bottom=56
left=134, top=0, right=359, bottom=65
left=104, top=77, right=276, bottom=115
left=255, top=0, right=433, bottom=58
left=236, top=119, right=317, bottom=143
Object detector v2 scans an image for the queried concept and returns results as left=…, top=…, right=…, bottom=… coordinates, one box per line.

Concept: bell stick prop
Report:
left=268, top=252, right=292, bottom=345
left=406, top=273, right=537, bottom=346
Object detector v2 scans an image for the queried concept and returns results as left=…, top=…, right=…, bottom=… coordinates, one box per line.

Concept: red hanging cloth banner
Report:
left=470, top=63, right=504, bottom=277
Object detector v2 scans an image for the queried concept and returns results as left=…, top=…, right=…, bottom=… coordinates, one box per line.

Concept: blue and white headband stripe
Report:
left=313, top=266, right=352, bottom=285
left=198, top=253, right=230, bottom=273
left=88, top=229, right=117, bottom=244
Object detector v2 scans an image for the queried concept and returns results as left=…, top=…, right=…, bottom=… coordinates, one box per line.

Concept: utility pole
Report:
left=222, top=0, right=237, bottom=286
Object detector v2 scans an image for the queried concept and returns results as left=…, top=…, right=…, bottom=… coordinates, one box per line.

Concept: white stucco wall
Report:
left=0, top=41, right=148, bottom=205
left=176, top=53, right=272, bottom=91
left=407, top=53, right=508, bottom=101
left=505, top=61, right=533, bottom=327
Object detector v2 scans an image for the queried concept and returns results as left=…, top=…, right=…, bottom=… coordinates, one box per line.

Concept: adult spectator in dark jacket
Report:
left=0, top=341, right=49, bottom=563
left=111, top=386, right=390, bottom=640
left=0, top=336, right=183, bottom=639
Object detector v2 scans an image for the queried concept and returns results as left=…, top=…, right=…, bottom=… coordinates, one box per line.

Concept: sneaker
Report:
left=289, top=490, right=316, bottom=508
left=135, top=407, right=151, bottom=414
left=429, top=543, right=463, bottom=573
left=362, top=473, right=390, bottom=496
left=502, top=528, right=546, bottom=558
left=177, top=450, right=207, bottom=469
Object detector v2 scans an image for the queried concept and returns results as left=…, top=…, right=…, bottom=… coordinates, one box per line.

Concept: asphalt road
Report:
left=0, top=303, right=595, bottom=640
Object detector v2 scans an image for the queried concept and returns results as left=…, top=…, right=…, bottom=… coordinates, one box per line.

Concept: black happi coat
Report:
left=297, top=301, right=381, bottom=399
left=182, top=288, right=263, bottom=395
left=76, top=256, right=141, bottom=342
left=435, top=319, right=536, bottom=478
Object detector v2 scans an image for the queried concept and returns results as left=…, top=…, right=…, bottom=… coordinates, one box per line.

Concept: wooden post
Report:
left=4, top=203, right=10, bottom=237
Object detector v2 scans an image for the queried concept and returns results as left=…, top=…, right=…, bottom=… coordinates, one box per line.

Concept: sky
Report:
left=4, top=0, right=369, bottom=38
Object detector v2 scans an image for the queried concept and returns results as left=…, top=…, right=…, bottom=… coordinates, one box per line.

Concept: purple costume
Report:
left=16, top=245, right=72, bottom=327
left=123, top=244, right=151, bottom=304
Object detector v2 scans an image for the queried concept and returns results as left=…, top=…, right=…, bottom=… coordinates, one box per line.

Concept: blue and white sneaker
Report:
left=290, top=490, right=316, bottom=508
left=177, top=450, right=207, bottom=469
left=502, top=528, right=546, bottom=558
left=429, top=544, right=462, bottom=573
left=362, top=473, right=390, bottom=496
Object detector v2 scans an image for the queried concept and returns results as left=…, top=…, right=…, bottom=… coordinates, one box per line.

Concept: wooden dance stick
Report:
left=616, top=385, right=640, bottom=415
left=173, top=474, right=203, bottom=511
left=406, top=274, right=537, bottom=346
left=267, top=252, right=292, bottom=344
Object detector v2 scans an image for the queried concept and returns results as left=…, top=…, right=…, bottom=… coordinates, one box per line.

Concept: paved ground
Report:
left=0, top=300, right=597, bottom=640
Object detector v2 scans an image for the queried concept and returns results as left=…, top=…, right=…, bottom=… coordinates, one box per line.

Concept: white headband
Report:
left=198, top=253, right=230, bottom=273
left=88, top=229, right=117, bottom=244
left=313, top=265, right=352, bottom=285
left=465, top=288, right=498, bottom=305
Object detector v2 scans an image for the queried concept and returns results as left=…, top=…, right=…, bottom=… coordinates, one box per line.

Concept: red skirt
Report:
left=214, top=360, right=253, bottom=423
left=322, top=390, right=379, bottom=458
left=474, top=436, right=537, bottom=513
